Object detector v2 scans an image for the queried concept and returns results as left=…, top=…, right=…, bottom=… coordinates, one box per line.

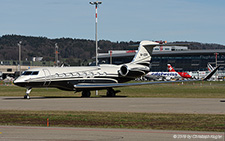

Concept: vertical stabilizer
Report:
left=129, top=41, right=189, bottom=68
left=168, top=64, right=176, bottom=72
left=130, top=41, right=158, bottom=66
left=207, top=64, right=214, bottom=72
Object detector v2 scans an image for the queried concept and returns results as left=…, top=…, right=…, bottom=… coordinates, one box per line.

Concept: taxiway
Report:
left=0, top=126, right=224, bottom=141
left=0, top=97, right=224, bottom=114
left=0, top=97, right=224, bottom=140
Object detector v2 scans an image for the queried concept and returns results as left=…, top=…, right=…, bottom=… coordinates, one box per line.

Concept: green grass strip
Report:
left=1, top=81, right=225, bottom=98
left=0, top=110, right=224, bottom=132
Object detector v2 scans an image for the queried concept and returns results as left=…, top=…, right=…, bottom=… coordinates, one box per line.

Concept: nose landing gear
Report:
left=24, top=87, right=32, bottom=99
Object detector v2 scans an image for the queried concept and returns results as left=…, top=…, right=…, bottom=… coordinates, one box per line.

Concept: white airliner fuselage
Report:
left=145, top=72, right=179, bottom=81
left=14, top=64, right=139, bottom=91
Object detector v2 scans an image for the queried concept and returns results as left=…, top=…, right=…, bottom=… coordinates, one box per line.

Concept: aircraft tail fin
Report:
left=130, top=41, right=157, bottom=66
left=207, top=64, right=214, bottom=72
left=130, top=41, right=189, bottom=66
left=123, top=41, right=189, bottom=77
left=167, top=64, right=176, bottom=72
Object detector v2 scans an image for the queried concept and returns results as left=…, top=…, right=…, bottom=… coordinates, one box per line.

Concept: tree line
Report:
left=0, top=35, right=224, bottom=65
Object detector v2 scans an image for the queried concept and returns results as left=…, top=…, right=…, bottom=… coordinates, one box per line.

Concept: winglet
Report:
left=203, top=65, right=221, bottom=81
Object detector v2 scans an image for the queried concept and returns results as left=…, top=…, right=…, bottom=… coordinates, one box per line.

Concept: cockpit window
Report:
left=22, top=71, right=32, bottom=75
left=22, top=71, right=39, bottom=75
left=32, top=71, right=39, bottom=75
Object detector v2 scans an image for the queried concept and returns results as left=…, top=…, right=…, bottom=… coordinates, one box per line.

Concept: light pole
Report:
left=89, top=1, right=102, bottom=66
left=18, top=41, right=22, bottom=76
left=55, top=43, right=59, bottom=67
left=214, top=53, right=219, bottom=68
left=90, top=1, right=102, bottom=96
left=214, top=52, right=219, bottom=80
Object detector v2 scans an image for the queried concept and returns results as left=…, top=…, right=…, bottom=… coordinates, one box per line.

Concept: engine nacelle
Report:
left=119, top=65, right=129, bottom=76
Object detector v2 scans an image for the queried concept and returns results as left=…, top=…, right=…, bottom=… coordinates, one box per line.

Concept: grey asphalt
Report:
left=0, top=126, right=224, bottom=141
left=0, top=97, right=225, bottom=140
left=0, top=97, right=224, bottom=114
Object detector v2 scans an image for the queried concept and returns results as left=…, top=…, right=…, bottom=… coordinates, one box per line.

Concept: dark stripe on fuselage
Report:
left=14, top=78, right=126, bottom=91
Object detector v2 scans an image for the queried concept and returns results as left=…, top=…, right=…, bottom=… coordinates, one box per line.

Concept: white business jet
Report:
left=13, top=40, right=219, bottom=99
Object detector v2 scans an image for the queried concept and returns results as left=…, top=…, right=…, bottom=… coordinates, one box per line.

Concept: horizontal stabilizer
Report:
left=143, top=43, right=190, bottom=47
left=130, top=43, right=190, bottom=48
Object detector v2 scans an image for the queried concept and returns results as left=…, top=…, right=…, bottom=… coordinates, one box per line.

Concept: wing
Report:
left=74, top=79, right=197, bottom=89
left=74, top=65, right=221, bottom=89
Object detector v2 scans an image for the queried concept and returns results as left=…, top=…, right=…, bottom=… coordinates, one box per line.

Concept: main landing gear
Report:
left=24, top=87, right=32, bottom=99
left=107, top=88, right=115, bottom=97
left=81, top=88, right=121, bottom=97
left=107, top=88, right=120, bottom=97
left=82, top=90, right=91, bottom=97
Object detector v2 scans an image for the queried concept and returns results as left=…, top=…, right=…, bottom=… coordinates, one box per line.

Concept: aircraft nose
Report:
left=13, top=79, right=19, bottom=84
left=13, top=77, right=27, bottom=87
left=14, top=77, right=23, bottom=84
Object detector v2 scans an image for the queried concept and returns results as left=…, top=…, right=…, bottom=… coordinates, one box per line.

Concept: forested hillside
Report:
left=0, top=35, right=137, bottom=61
left=0, top=35, right=225, bottom=65
left=174, top=41, right=225, bottom=50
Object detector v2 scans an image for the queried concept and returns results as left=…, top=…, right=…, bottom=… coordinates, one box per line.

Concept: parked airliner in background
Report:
left=145, top=71, right=179, bottom=81
left=14, top=40, right=219, bottom=99
left=145, top=64, right=192, bottom=81
left=167, top=64, right=192, bottom=79
left=208, top=64, right=214, bottom=72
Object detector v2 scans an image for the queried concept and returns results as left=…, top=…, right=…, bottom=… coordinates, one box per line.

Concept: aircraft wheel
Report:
left=107, top=88, right=116, bottom=97
left=82, top=90, right=91, bottom=97
left=24, top=95, right=30, bottom=99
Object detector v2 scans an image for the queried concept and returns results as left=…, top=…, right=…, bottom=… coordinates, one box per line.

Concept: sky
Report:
left=1, top=0, right=225, bottom=44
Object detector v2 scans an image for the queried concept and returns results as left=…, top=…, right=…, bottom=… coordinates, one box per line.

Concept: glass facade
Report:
left=98, top=52, right=225, bottom=72
left=151, top=55, right=225, bottom=71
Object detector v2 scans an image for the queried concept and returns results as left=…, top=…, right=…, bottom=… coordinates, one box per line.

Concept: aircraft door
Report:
left=43, top=69, right=51, bottom=86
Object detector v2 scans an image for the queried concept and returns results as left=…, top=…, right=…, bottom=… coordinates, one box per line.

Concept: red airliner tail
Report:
left=167, top=64, right=176, bottom=72
left=167, top=64, right=191, bottom=78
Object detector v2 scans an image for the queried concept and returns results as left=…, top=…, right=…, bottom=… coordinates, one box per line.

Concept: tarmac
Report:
left=0, top=97, right=224, bottom=140
left=0, top=126, right=224, bottom=141
left=0, top=97, right=224, bottom=114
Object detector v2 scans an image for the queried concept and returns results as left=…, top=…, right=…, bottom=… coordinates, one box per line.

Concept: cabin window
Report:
left=165, top=48, right=170, bottom=50
left=67, top=73, right=73, bottom=77
left=103, top=72, right=107, bottom=76
left=7, top=68, right=12, bottom=72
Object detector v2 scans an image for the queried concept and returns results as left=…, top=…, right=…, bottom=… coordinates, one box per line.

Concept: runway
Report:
left=0, top=97, right=224, bottom=114
left=0, top=126, right=224, bottom=141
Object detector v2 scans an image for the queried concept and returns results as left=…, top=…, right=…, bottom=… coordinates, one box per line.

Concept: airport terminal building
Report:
left=97, top=46, right=225, bottom=72
left=1, top=46, right=225, bottom=79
